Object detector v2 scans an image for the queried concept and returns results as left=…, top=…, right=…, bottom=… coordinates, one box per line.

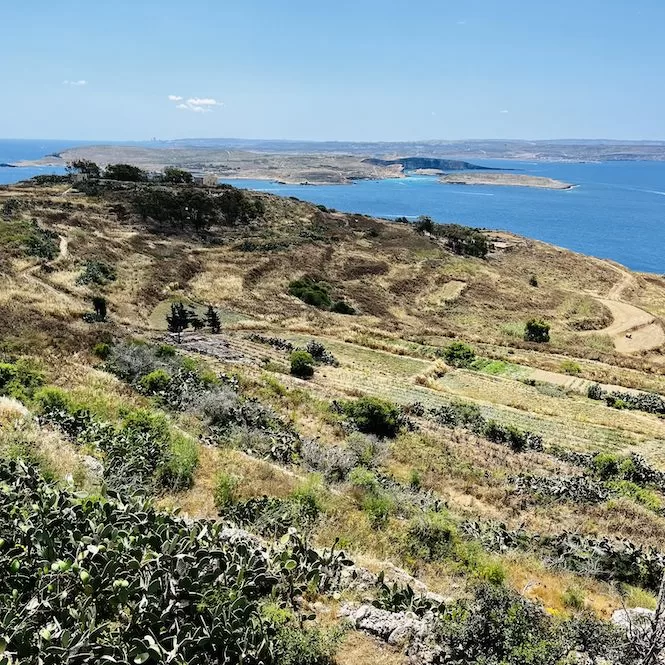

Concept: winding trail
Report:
left=583, top=262, right=664, bottom=353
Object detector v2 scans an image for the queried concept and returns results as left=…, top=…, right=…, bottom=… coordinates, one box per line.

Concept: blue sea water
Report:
left=2, top=140, right=664, bottom=273
left=0, top=139, right=99, bottom=184
left=221, top=159, right=665, bottom=274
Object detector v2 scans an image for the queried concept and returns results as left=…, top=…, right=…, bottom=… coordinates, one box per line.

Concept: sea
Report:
left=2, top=140, right=664, bottom=273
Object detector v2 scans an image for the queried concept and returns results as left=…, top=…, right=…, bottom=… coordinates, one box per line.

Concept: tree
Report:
left=414, top=215, right=435, bottom=234
left=163, top=167, right=193, bottom=184
left=92, top=295, right=107, bottom=321
left=290, top=350, right=315, bottom=378
left=524, top=318, right=550, bottom=343
left=104, top=163, right=147, bottom=182
left=206, top=305, right=221, bottom=333
left=190, top=316, right=204, bottom=331
left=341, top=396, right=401, bottom=438
left=67, top=159, right=101, bottom=178
left=166, top=302, right=193, bottom=342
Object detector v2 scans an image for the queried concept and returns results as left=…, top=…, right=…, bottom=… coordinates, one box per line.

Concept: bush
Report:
left=288, top=277, right=332, bottom=309
left=561, top=360, right=581, bottom=375
left=346, top=431, right=388, bottom=468
left=300, top=439, right=356, bottom=482
left=524, top=318, right=550, bottom=343
left=592, top=452, right=621, bottom=480
left=406, top=513, right=458, bottom=562
left=330, top=300, right=356, bottom=315
left=529, top=274, right=538, bottom=287
left=273, top=625, right=343, bottom=665
left=93, top=342, right=112, bottom=359
left=362, top=493, right=394, bottom=528
left=139, top=368, right=172, bottom=395
left=213, top=471, right=240, bottom=510
left=290, top=350, right=315, bottom=378
left=340, top=396, right=401, bottom=438
left=0, top=360, right=45, bottom=400
left=76, top=260, right=117, bottom=286
left=157, top=433, right=199, bottom=490
left=443, top=341, right=476, bottom=368
left=588, top=383, right=605, bottom=400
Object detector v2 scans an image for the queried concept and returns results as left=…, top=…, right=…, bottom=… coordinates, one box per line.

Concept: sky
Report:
left=2, top=0, right=665, bottom=142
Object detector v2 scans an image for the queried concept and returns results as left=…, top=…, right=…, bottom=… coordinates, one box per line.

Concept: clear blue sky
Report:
left=3, top=0, right=664, bottom=141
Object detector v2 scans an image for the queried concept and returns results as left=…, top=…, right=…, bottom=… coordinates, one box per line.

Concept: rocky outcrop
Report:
left=340, top=603, right=442, bottom=663
left=363, top=157, right=491, bottom=171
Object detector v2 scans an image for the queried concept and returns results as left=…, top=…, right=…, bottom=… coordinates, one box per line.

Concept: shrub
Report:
left=524, top=318, right=550, bottom=343
left=139, top=368, right=172, bottom=395
left=529, top=274, right=538, bottom=287
left=562, top=587, right=586, bottom=610
left=290, top=350, right=315, bottom=378
left=346, top=431, right=388, bottom=468
left=305, top=340, right=338, bottom=366
left=561, top=360, right=581, bottom=375
left=348, top=466, right=380, bottom=494
left=288, top=277, right=332, bottom=309
left=0, top=360, right=45, bottom=400
left=76, top=260, right=117, bottom=286
left=406, top=513, right=458, bottom=562
left=443, top=341, right=476, bottom=368
left=273, top=625, right=343, bottom=665
left=93, top=342, right=112, bottom=359
left=340, top=396, right=401, bottom=438
left=156, top=343, right=177, bottom=358
left=592, top=452, right=621, bottom=480
left=409, top=468, right=422, bottom=490
left=330, top=300, right=356, bottom=315
left=300, top=439, right=356, bottom=482
left=587, top=383, right=605, bottom=400
left=157, top=433, right=199, bottom=490
left=213, top=471, right=240, bottom=510
left=91, top=295, right=107, bottom=321
left=362, top=493, right=394, bottom=528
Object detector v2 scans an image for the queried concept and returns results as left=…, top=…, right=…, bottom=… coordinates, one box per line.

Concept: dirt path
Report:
left=582, top=261, right=664, bottom=353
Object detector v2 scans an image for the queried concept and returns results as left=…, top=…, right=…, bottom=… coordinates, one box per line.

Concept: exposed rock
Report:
left=81, top=455, right=104, bottom=477
left=340, top=603, right=443, bottom=663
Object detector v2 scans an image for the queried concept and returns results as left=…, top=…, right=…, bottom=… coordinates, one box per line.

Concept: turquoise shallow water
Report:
left=221, top=159, right=665, bottom=274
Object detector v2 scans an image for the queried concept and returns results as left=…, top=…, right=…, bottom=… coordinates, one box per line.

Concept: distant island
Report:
left=362, top=156, right=491, bottom=171
left=439, top=172, right=573, bottom=190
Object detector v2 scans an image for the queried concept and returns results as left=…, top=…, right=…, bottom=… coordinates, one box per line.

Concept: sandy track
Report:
left=582, top=263, right=664, bottom=353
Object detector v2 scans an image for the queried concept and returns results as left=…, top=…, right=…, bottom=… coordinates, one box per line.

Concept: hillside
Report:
left=2, top=173, right=665, bottom=663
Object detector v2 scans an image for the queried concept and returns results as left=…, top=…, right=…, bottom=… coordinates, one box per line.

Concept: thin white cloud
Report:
left=187, top=97, right=222, bottom=107
left=63, top=79, right=87, bottom=86
left=169, top=95, right=223, bottom=113
left=177, top=103, right=208, bottom=113
left=456, top=20, right=467, bottom=25
left=500, top=109, right=509, bottom=114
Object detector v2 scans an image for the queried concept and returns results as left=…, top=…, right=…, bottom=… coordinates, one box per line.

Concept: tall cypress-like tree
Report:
left=206, top=304, right=221, bottom=334
left=166, top=302, right=191, bottom=342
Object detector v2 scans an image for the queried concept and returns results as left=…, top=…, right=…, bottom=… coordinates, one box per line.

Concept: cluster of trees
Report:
left=133, top=186, right=264, bottom=230
left=414, top=216, right=490, bottom=258
left=68, top=162, right=200, bottom=185
left=68, top=160, right=147, bottom=182
left=166, top=303, right=221, bottom=341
